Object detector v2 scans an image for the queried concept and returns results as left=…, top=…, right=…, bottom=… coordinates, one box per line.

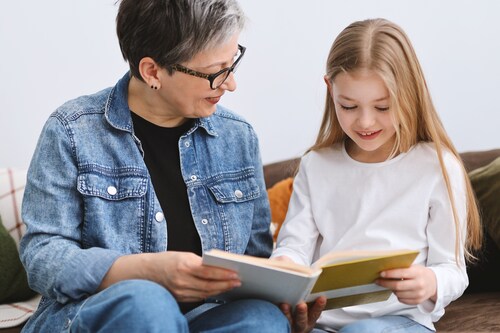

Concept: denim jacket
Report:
left=20, top=73, right=272, bottom=315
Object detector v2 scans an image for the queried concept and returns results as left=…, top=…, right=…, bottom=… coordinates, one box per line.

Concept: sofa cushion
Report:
left=0, top=169, right=27, bottom=247
left=0, top=216, right=35, bottom=303
left=465, top=157, right=500, bottom=293
left=434, top=292, right=500, bottom=332
left=469, top=157, right=500, bottom=248
left=0, top=168, right=39, bottom=330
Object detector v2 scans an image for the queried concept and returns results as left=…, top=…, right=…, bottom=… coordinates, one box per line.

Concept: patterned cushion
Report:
left=0, top=215, right=36, bottom=303
left=0, top=295, right=41, bottom=329
left=0, top=168, right=40, bottom=329
left=0, top=168, right=27, bottom=247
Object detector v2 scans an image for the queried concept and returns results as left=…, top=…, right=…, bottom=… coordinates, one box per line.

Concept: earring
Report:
left=150, top=85, right=158, bottom=90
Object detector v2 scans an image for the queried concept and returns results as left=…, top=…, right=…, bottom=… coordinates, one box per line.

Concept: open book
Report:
left=202, top=249, right=419, bottom=310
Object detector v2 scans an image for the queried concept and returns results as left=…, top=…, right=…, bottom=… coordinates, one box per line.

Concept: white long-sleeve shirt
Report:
left=272, top=142, right=468, bottom=331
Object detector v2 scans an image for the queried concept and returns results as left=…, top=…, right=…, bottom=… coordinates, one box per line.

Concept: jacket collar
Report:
left=104, top=72, right=134, bottom=133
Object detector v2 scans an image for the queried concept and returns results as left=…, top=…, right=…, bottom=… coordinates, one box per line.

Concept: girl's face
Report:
left=326, top=69, right=397, bottom=163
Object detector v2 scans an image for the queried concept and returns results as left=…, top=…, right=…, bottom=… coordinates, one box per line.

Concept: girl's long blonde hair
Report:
left=311, top=18, right=481, bottom=261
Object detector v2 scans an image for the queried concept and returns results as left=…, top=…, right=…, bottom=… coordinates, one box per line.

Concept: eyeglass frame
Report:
left=170, top=44, right=246, bottom=90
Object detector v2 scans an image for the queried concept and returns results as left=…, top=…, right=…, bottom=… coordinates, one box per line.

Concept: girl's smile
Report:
left=356, top=129, right=382, bottom=140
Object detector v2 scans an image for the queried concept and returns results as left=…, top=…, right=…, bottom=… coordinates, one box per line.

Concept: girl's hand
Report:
left=376, top=265, right=437, bottom=305
left=271, top=255, right=296, bottom=263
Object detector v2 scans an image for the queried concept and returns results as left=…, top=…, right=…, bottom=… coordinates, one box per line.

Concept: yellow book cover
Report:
left=203, top=249, right=419, bottom=310
left=307, top=249, right=419, bottom=309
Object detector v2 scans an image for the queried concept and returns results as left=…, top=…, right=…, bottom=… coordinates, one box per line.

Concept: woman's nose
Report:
left=219, top=71, right=237, bottom=92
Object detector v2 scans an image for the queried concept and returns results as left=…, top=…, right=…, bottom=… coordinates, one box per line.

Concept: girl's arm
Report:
left=378, top=152, right=468, bottom=315
left=271, top=155, right=320, bottom=266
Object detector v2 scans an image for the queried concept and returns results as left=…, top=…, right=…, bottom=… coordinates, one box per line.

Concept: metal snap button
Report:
left=184, top=141, right=190, bottom=147
left=234, top=190, right=243, bottom=198
left=201, top=218, right=208, bottom=225
left=107, top=186, right=117, bottom=195
left=190, top=175, right=197, bottom=181
left=155, top=212, right=164, bottom=222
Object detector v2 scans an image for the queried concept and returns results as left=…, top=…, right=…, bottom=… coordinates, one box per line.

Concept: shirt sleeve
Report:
left=418, top=152, right=469, bottom=320
left=271, top=155, right=320, bottom=266
left=20, top=115, right=121, bottom=304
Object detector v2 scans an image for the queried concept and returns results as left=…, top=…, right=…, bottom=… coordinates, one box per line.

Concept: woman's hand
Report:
left=376, top=265, right=437, bottom=305
left=100, top=251, right=241, bottom=302
left=280, top=297, right=327, bottom=333
left=154, top=251, right=242, bottom=302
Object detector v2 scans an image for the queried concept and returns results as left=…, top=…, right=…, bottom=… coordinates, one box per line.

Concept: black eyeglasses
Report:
left=171, top=44, right=246, bottom=90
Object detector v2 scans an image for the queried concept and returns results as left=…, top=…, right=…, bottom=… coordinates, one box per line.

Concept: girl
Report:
left=272, top=18, right=481, bottom=333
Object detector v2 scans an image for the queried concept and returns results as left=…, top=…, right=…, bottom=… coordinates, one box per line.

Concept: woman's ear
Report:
left=138, top=57, right=161, bottom=89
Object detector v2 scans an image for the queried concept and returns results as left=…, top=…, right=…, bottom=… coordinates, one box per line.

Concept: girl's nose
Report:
left=357, top=109, right=376, bottom=129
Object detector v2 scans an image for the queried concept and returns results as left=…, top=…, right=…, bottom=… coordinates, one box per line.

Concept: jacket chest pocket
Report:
left=204, top=168, right=261, bottom=251
left=76, top=166, right=149, bottom=251
left=206, top=168, right=260, bottom=204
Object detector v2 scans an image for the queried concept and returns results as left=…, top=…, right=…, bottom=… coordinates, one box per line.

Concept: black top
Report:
left=131, top=112, right=202, bottom=256
left=132, top=113, right=204, bottom=313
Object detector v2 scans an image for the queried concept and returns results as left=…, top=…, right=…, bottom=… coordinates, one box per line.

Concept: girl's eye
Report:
left=375, top=107, right=390, bottom=111
left=340, top=104, right=357, bottom=111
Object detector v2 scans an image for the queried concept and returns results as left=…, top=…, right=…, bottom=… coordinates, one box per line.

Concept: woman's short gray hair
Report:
left=116, top=0, right=246, bottom=80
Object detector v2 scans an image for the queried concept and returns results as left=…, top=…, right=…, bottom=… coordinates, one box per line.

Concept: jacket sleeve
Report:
left=20, top=115, right=121, bottom=304
left=243, top=130, right=273, bottom=258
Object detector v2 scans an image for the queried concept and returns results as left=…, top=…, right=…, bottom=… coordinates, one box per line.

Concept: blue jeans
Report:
left=312, top=315, right=434, bottom=333
left=69, top=280, right=290, bottom=333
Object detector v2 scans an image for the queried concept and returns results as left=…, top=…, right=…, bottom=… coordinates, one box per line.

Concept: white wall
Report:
left=2, top=0, right=499, bottom=168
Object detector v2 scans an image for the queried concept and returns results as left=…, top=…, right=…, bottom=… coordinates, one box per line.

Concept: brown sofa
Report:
left=2, top=149, right=499, bottom=333
left=264, top=149, right=500, bottom=333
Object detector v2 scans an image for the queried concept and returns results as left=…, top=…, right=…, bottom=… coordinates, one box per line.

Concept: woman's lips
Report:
left=356, top=129, right=382, bottom=140
left=206, top=96, right=221, bottom=104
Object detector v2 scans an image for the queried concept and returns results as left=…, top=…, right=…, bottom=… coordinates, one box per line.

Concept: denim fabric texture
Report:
left=312, top=315, right=434, bottom=333
left=19, top=73, right=273, bottom=332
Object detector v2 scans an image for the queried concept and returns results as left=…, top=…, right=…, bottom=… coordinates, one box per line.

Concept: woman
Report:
left=20, top=0, right=290, bottom=332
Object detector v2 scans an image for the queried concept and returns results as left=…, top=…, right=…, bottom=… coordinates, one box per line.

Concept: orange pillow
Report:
left=267, top=177, right=294, bottom=241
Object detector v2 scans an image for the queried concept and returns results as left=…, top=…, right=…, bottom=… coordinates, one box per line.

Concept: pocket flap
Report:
left=77, top=167, right=148, bottom=200
left=207, top=169, right=260, bottom=203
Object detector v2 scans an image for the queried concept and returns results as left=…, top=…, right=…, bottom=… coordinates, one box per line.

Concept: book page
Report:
left=204, top=249, right=319, bottom=276
left=311, top=249, right=419, bottom=269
